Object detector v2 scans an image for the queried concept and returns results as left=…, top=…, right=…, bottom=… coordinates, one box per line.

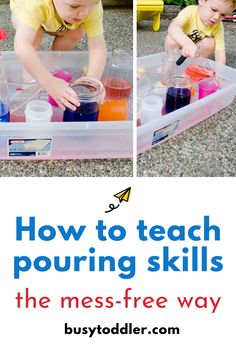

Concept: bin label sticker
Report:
left=152, top=121, right=179, bottom=145
left=8, top=138, right=52, bottom=157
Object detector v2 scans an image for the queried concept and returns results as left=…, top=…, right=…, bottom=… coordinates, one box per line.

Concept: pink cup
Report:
left=198, top=78, right=219, bottom=99
left=48, top=69, right=73, bottom=107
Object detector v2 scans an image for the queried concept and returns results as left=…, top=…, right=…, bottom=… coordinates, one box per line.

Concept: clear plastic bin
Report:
left=137, top=53, right=236, bottom=154
left=0, top=51, right=132, bottom=160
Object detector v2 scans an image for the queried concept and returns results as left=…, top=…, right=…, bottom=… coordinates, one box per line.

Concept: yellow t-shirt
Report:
left=176, top=5, right=224, bottom=51
left=10, top=0, right=103, bottom=38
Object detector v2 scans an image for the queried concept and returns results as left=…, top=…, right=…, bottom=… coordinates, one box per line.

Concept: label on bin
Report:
left=8, top=138, right=52, bottom=157
left=152, top=121, right=179, bottom=145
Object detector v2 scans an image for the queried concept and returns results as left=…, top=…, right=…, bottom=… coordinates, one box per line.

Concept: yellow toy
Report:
left=137, top=0, right=164, bottom=32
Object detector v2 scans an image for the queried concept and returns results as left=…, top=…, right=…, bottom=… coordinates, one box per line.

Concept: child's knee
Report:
left=201, top=37, right=215, bottom=52
left=165, top=34, right=179, bottom=51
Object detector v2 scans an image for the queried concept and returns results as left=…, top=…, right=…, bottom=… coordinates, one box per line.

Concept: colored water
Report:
left=98, top=99, right=128, bottom=121
left=0, top=101, right=10, bottom=122
left=165, top=87, right=191, bottom=113
left=63, top=101, right=99, bottom=122
left=103, top=77, right=132, bottom=99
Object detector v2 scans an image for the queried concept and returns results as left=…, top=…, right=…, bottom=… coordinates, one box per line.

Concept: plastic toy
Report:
left=0, top=28, right=7, bottom=41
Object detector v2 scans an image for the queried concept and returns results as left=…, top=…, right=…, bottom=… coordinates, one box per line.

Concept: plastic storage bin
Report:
left=137, top=53, right=236, bottom=154
left=1, top=51, right=132, bottom=160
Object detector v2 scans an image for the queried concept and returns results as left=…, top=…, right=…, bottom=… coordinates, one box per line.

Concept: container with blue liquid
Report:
left=0, top=53, right=10, bottom=122
left=165, top=75, right=191, bottom=114
left=0, top=101, right=10, bottom=122
left=63, top=77, right=105, bottom=122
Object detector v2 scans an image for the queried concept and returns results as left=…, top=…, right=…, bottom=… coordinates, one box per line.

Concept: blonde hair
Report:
left=227, top=0, right=236, bottom=8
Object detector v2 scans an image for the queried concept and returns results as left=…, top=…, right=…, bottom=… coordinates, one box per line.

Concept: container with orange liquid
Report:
left=184, top=64, right=215, bottom=84
left=98, top=99, right=128, bottom=121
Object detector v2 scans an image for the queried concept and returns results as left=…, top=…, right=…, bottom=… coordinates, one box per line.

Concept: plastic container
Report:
left=0, top=51, right=132, bottom=160
left=103, top=49, right=133, bottom=100
left=161, top=49, right=180, bottom=85
left=153, top=81, right=167, bottom=97
left=184, top=63, right=216, bottom=83
left=165, top=75, right=192, bottom=113
left=25, top=100, right=53, bottom=122
left=63, top=77, right=105, bottom=122
left=141, top=95, right=163, bottom=123
left=137, top=75, right=151, bottom=97
left=98, top=99, right=128, bottom=121
left=198, top=78, right=219, bottom=99
left=137, top=53, right=236, bottom=155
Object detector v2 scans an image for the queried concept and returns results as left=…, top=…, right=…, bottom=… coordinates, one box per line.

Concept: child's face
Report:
left=53, top=0, right=98, bottom=24
left=199, top=0, right=234, bottom=26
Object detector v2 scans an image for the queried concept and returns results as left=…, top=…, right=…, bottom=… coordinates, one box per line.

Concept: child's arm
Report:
left=215, top=50, right=226, bottom=65
left=86, top=35, right=107, bottom=80
left=14, top=22, right=80, bottom=110
left=167, top=19, right=198, bottom=58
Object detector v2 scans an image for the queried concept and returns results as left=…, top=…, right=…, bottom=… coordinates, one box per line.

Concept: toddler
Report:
left=165, top=0, right=236, bottom=65
left=10, top=0, right=107, bottom=110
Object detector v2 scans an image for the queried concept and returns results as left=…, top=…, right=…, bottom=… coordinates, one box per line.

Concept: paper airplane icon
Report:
left=114, top=187, right=131, bottom=203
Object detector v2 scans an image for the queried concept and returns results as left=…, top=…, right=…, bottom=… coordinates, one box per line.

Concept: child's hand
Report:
left=46, top=77, right=80, bottom=110
left=182, top=42, right=198, bottom=58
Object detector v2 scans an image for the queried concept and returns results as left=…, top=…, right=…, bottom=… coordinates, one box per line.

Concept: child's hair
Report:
left=226, top=0, right=236, bottom=8
left=202, top=0, right=236, bottom=10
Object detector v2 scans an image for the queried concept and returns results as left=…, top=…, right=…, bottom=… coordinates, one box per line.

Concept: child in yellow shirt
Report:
left=165, top=0, right=236, bottom=65
left=10, top=0, right=107, bottom=110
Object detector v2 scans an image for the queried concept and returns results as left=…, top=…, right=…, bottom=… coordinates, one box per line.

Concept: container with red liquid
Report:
left=103, top=49, right=132, bottom=100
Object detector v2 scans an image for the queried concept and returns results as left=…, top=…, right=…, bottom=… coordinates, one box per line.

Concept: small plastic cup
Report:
left=198, top=78, right=219, bottom=99
left=48, top=69, right=73, bottom=107
left=141, top=95, right=163, bottom=124
left=25, top=100, right=53, bottom=122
